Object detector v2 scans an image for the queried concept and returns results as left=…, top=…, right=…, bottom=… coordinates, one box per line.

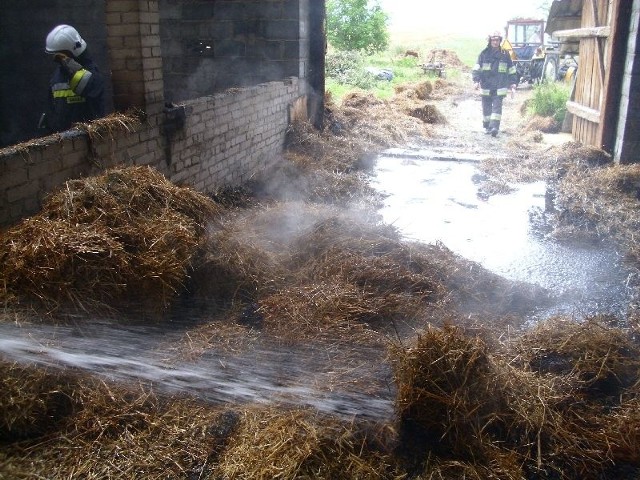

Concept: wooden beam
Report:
left=598, top=0, right=630, bottom=155
left=553, top=26, right=611, bottom=39
left=566, top=101, right=601, bottom=123
left=590, top=0, right=600, bottom=26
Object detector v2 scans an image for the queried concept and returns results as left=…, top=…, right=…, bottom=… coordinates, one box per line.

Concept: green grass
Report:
left=325, top=31, right=484, bottom=101
left=386, top=33, right=484, bottom=67
left=527, top=82, right=570, bottom=123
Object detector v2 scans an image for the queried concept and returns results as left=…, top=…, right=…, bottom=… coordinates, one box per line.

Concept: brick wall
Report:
left=0, top=78, right=302, bottom=227
left=614, top=0, right=640, bottom=163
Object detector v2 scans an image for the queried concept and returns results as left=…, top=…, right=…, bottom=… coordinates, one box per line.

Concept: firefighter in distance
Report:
left=472, top=31, right=518, bottom=137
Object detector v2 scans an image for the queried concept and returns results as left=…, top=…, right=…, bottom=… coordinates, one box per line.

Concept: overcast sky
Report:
left=378, top=0, right=549, bottom=36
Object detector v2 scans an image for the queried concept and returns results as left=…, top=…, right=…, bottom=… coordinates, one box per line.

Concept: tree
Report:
left=537, top=1, right=552, bottom=17
left=326, top=0, right=389, bottom=54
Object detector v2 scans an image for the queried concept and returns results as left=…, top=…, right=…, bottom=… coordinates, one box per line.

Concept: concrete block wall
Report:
left=0, top=0, right=113, bottom=147
left=615, top=0, right=640, bottom=163
left=160, top=0, right=305, bottom=103
left=0, top=0, right=312, bottom=227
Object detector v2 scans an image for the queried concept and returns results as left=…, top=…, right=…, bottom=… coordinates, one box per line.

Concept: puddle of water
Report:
left=372, top=153, right=631, bottom=319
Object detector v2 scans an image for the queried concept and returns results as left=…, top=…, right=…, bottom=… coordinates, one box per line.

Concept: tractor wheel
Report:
left=543, top=56, right=558, bottom=83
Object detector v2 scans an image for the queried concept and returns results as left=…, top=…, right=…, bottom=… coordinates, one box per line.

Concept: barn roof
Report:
left=545, top=0, right=583, bottom=35
left=545, top=0, right=583, bottom=54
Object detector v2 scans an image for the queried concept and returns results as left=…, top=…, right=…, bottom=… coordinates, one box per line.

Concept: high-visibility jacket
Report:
left=47, top=53, right=105, bottom=133
left=472, top=46, right=518, bottom=96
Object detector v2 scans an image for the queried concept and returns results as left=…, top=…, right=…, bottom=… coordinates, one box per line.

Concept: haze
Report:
left=379, top=0, right=548, bottom=36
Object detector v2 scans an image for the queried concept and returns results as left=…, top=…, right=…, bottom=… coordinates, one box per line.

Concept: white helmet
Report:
left=45, top=25, right=87, bottom=56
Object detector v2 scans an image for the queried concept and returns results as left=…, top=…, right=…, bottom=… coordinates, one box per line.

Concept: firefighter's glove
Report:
left=57, top=55, right=83, bottom=75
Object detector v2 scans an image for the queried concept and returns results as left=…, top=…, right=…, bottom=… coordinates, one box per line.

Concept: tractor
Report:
left=501, top=18, right=563, bottom=84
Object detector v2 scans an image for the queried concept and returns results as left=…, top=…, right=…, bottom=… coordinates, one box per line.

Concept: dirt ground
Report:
left=422, top=78, right=566, bottom=153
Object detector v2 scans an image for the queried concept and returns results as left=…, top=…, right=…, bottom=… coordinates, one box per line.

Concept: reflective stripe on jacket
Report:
left=472, top=46, right=517, bottom=94
left=47, top=54, right=105, bottom=133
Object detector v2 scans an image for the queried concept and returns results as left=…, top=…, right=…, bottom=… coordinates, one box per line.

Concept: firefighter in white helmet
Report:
left=472, top=30, right=517, bottom=137
left=43, top=24, right=105, bottom=132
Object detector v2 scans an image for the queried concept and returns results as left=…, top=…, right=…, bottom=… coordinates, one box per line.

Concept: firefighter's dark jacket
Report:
left=472, top=46, right=518, bottom=94
left=47, top=52, right=105, bottom=133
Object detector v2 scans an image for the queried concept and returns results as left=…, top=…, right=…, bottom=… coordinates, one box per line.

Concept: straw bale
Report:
left=209, top=184, right=258, bottom=209
left=289, top=215, right=547, bottom=322
left=421, top=242, right=551, bottom=320
left=475, top=177, right=516, bottom=199
left=393, top=81, right=433, bottom=100
left=263, top=163, right=376, bottom=205
left=285, top=120, right=370, bottom=173
left=342, top=91, right=385, bottom=109
left=287, top=213, right=403, bottom=267
left=250, top=121, right=380, bottom=205
left=1, top=374, right=228, bottom=479
left=42, top=165, right=218, bottom=232
left=480, top=149, right=551, bottom=185
left=73, top=110, right=144, bottom=150
left=191, top=202, right=331, bottom=301
left=299, top=247, right=445, bottom=315
left=337, top=103, right=432, bottom=148
left=257, top=281, right=387, bottom=343
left=510, top=316, right=640, bottom=397
left=408, top=104, right=447, bottom=124
left=417, top=449, right=524, bottom=480
left=0, top=217, right=129, bottom=308
left=0, top=165, right=219, bottom=313
left=212, top=407, right=401, bottom=480
left=429, top=78, right=466, bottom=100
left=390, top=325, right=505, bottom=458
left=192, top=204, right=392, bottom=304
left=425, top=49, right=467, bottom=70
left=598, top=396, right=640, bottom=464
left=553, top=163, right=640, bottom=244
left=0, top=362, right=80, bottom=440
left=525, top=115, right=560, bottom=133
left=159, top=308, right=264, bottom=363
left=488, top=359, right=609, bottom=477
left=192, top=227, right=287, bottom=302
left=333, top=88, right=435, bottom=148
left=544, top=142, right=612, bottom=178
left=389, top=322, right=635, bottom=477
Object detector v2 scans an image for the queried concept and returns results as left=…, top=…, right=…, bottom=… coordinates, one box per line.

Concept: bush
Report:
left=325, top=50, right=377, bottom=89
left=527, top=82, right=570, bottom=124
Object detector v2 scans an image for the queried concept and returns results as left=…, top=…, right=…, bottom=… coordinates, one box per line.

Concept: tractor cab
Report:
left=502, top=19, right=554, bottom=84
left=504, top=19, right=545, bottom=61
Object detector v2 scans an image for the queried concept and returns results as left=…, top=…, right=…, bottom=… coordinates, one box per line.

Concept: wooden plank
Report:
left=590, top=0, right=600, bottom=25
left=594, top=0, right=607, bottom=89
left=598, top=0, right=627, bottom=152
left=567, top=101, right=601, bottom=123
left=553, top=26, right=610, bottom=39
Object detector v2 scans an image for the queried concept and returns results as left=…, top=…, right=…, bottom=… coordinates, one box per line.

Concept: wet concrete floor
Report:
left=372, top=150, right=632, bottom=320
